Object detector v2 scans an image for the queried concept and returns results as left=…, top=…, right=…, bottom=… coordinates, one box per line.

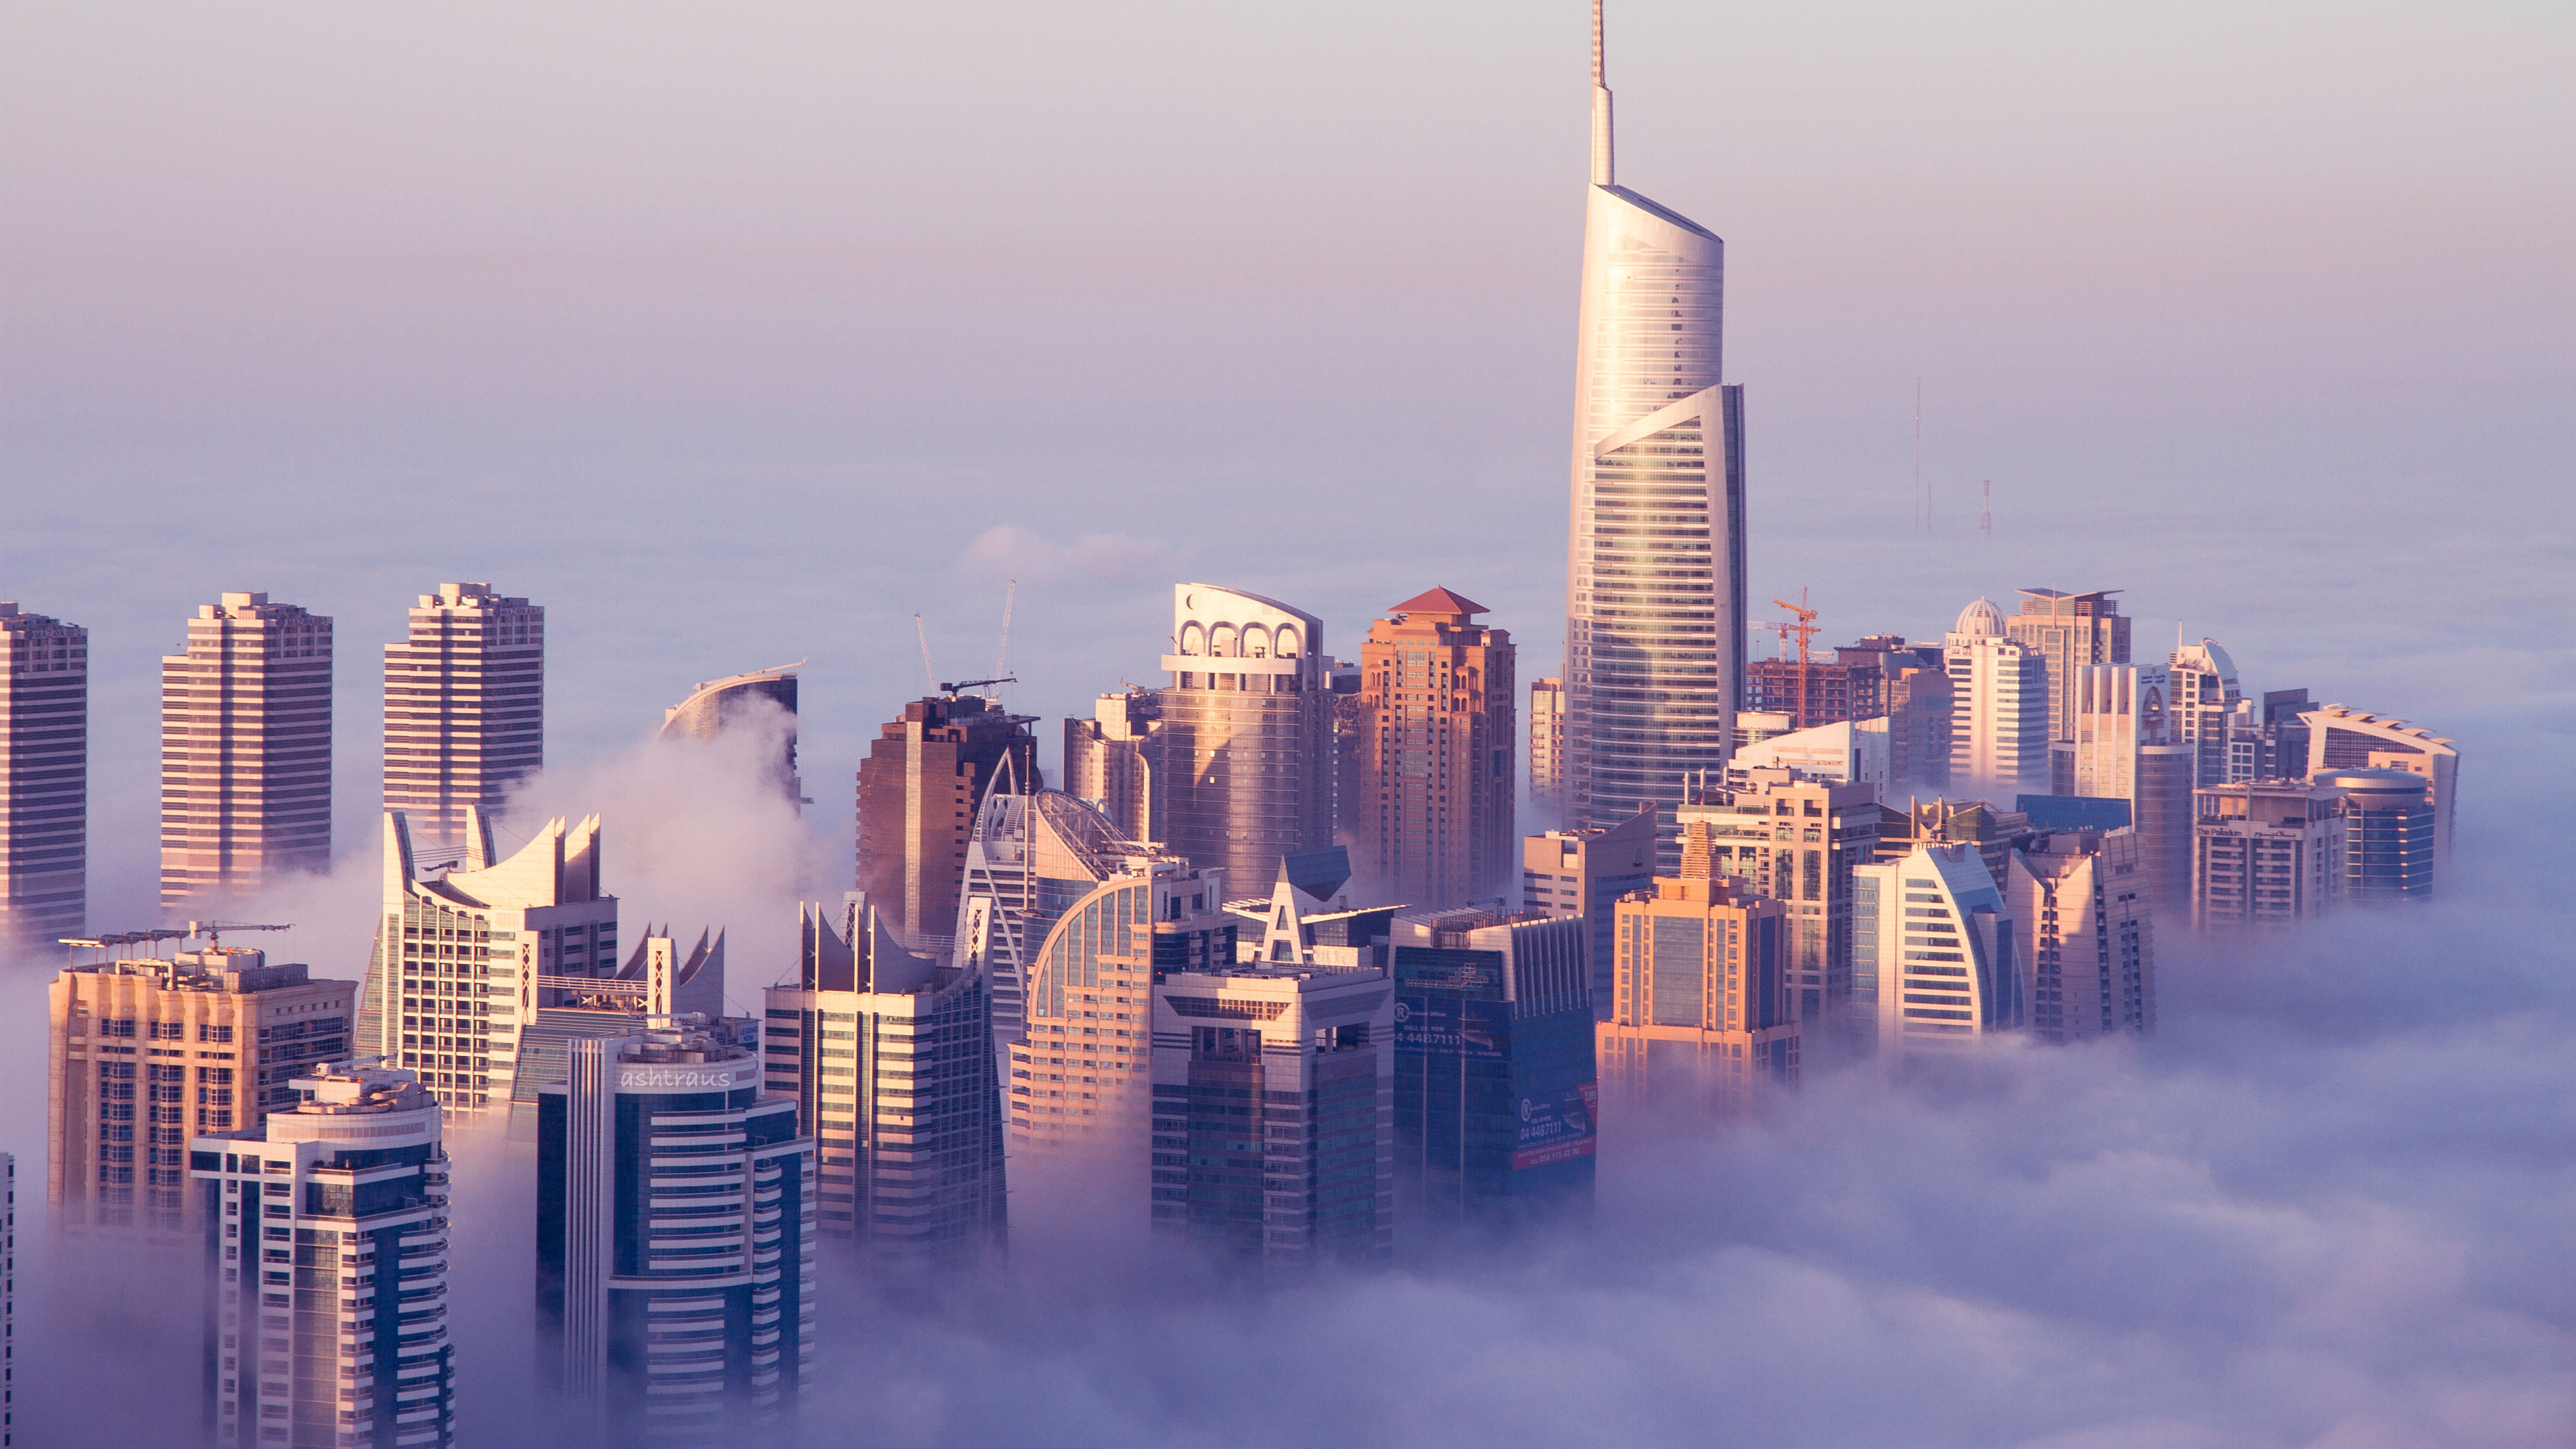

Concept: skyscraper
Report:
left=49, top=934, right=354, bottom=1237
left=2191, top=779, right=2347, bottom=928
left=161, top=592, right=334, bottom=907
left=1944, top=600, right=2051, bottom=795
left=1388, top=906, right=1595, bottom=1226
left=1518, top=806, right=1656, bottom=1018
left=2315, top=768, right=2436, bottom=904
left=191, top=1061, right=453, bottom=1449
left=1154, top=584, right=1337, bottom=892
left=0, top=601, right=87, bottom=949
left=1148, top=926, right=1396, bottom=1265
left=1678, top=772, right=1881, bottom=1041
left=383, top=582, right=544, bottom=854
left=1562, top=1, right=1747, bottom=863
left=954, top=784, right=1157, bottom=1049
left=663, top=663, right=803, bottom=806
left=1597, top=853, right=1799, bottom=1114
left=2167, top=637, right=2241, bottom=786
left=1528, top=676, right=1567, bottom=823
left=2004, top=828, right=2154, bottom=1042
left=2300, top=704, right=2459, bottom=861
left=2061, top=663, right=2195, bottom=908
left=856, top=693, right=1039, bottom=957
left=1061, top=687, right=1161, bottom=844
left=1009, top=858, right=1236, bottom=1151
left=361, top=809, right=625, bottom=1118
left=537, top=1024, right=815, bottom=1441
left=1353, top=588, right=1517, bottom=911
left=761, top=893, right=1005, bottom=1252
left=1852, top=842, right=2021, bottom=1061
left=2005, top=588, right=2131, bottom=743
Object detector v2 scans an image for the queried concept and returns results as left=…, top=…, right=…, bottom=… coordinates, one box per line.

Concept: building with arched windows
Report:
left=1155, top=584, right=1336, bottom=894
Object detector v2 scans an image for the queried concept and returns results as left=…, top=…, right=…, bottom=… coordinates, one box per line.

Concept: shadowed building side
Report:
left=0, top=601, right=87, bottom=948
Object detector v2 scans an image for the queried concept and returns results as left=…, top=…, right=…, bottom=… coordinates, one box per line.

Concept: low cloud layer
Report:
left=8, top=709, right=2569, bottom=1449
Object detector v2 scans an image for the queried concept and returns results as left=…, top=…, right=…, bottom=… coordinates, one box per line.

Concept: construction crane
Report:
left=1746, top=590, right=1825, bottom=727
left=58, top=928, right=190, bottom=966
left=188, top=920, right=292, bottom=949
left=1769, top=591, right=1820, bottom=664
left=938, top=676, right=1017, bottom=698
left=913, top=614, right=938, bottom=693
left=991, top=579, right=1017, bottom=683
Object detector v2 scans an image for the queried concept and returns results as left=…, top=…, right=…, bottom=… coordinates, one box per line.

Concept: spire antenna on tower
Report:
left=1590, top=0, right=1615, bottom=187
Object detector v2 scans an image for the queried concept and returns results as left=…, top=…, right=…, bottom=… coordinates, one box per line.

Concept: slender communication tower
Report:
left=1915, top=378, right=1927, bottom=531
left=1980, top=479, right=1992, bottom=540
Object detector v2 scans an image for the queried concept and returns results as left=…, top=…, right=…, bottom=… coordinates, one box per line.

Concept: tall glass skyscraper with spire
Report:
left=1562, top=1, right=1746, bottom=865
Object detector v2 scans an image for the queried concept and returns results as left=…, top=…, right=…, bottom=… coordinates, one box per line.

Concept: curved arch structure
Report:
left=1563, top=2, right=1746, bottom=865
left=660, top=663, right=802, bottom=806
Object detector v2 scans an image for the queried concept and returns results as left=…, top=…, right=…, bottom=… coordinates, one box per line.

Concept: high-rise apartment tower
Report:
left=2004, top=828, right=2153, bottom=1042
left=1061, top=688, right=1161, bottom=845
left=2301, top=704, right=2459, bottom=861
left=1354, top=588, right=1516, bottom=911
left=361, top=809, right=623, bottom=1118
left=762, top=893, right=1005, bottom=1252
left=663, top=663, right=802, bottom=806
left=1, top=602, right=87, bottom=949
left=1528, top=677, right=1567, bottom=823
left=1010, top=859, right=1236, bottom=1152
left=162, top=593, right=334, bottom=906
left=1852, top=843, right=2021, bottom=1061
left=856, top=694, right=1038, bottom=957
left=191, top=1061, right=453, bottom=1449
left=50, top=936, right=354, bottom=1237
left=1678, top=772, right=1880, bottom=1042
left=1519, top=806, right=1656, bottom=1018
left=954, top=785, right=1156, bottom=1048
left=1598, top=855, right=1799, bottom=1113
left=537, top=1025, right=816, bottom=1442
left=1154, top=584, right=1336, bottom=892
left=1562, top=2, right=1747, bottom=863
left=1944, top=600, right=2050, bottom=796
left=2006, top=588, right=2131, bottom=742
left=383, top=582, right=544, bottom=855
left=2191, top=779, right=2347, bottom=928
left=1148, top=943, right=1396, bottom=1265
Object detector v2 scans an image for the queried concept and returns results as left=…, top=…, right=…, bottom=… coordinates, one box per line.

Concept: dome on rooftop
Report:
left=1952, top=598, right=2005, bottom=637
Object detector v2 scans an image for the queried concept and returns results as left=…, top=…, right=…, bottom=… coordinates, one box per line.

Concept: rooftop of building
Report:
left=2016, top=588, right=2123, bottom=612
left=1386, top=586, right=1489, bottom=618
left=286, top=1063, right=439, bottom=1116
left=2312, top=767, right=2432, bottom=795
left=611, top=1025, right=753, bottom=1065
left=54, top=940, right=321, bottom=993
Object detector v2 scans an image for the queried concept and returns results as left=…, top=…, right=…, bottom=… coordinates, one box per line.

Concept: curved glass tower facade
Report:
left=1563, top=3, right=1746, bottom=865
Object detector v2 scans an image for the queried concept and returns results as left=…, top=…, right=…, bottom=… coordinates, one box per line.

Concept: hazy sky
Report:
left=3, top=3, right=2573, bottom=1442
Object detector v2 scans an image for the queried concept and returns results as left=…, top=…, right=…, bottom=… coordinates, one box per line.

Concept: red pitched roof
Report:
left=1389, top=586, right=1487, bottom=616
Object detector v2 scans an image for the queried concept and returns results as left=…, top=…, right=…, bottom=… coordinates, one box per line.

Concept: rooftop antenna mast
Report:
left=913, top=614, right=936, bottom=694
left=1590, top=0, right=1614, bottom=188
left=1915, top=379, right=1927, bottom=531
left=1980, top=479, right=1992, bottom=540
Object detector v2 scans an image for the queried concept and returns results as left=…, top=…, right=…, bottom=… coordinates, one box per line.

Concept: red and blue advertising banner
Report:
left=1511, top=1079, right=1598, bottom=1171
